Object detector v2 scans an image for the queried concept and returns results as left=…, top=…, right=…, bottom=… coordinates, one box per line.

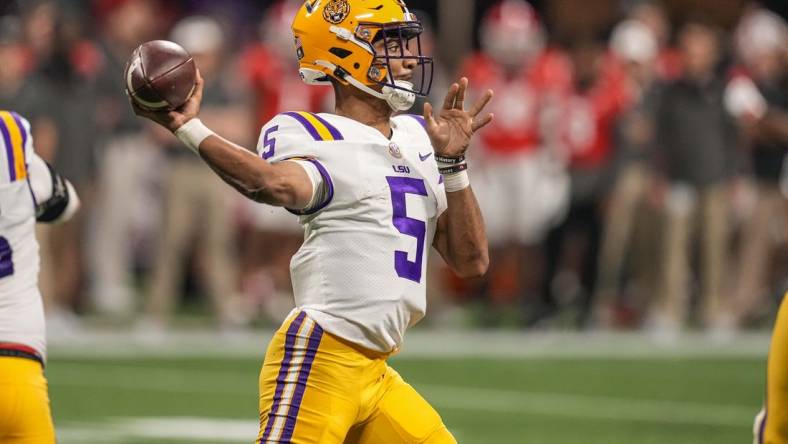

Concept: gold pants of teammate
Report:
left=756, top=294, right=788, bottom=444
left=0, top=358, right=55, bottom=443
left=257, top=311, right=456, bottom=443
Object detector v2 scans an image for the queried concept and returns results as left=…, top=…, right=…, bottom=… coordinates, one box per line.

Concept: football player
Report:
left=755, top=293, right=788, bottom=444
left=130, top=0, right=493, bottom=443
left=0, top=110, right=80, bottom=443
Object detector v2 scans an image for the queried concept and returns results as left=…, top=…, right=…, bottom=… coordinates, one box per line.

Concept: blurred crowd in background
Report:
left=0, top=0, right=786, bottom=338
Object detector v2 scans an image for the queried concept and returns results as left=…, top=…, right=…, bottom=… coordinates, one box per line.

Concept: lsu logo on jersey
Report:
left=323, top=0, right=350, bottom=24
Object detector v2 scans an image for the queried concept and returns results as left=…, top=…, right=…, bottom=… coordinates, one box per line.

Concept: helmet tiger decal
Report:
left=291, top=0, right=433, bottom=111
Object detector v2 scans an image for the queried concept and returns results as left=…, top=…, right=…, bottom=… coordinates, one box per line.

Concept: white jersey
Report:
left=0, top=111, right=78, bottom=361
left=256, top=112, right=447, bottom=353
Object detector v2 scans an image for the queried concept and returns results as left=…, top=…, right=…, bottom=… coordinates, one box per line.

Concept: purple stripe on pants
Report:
left=260, top=311, right=307, bottom=443
left=282, top=112, right=322, bottom=141
left=759, top=410, right=767, bottom=444
left=279, top=322, right=324, bottom=442
left=0, top=118, right=15, bottom=181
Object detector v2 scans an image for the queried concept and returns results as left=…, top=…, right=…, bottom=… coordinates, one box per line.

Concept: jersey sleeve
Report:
left=0, top=111, right=33, bottom=184
left=256, top=113, right=318, bottom=163
left=27, top=153, right=80, bottom=224
left=19, top=114, right=34, bottom=163
left=255, top=113, right=334, bottom=215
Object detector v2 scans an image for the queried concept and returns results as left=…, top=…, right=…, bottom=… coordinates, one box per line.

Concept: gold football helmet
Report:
left=292, top=0, right=433, bottom=110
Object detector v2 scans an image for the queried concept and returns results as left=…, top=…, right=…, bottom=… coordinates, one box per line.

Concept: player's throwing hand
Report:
left=423, top=77, right=494, bottom=158
left=129, top=69, right=205, bottom=133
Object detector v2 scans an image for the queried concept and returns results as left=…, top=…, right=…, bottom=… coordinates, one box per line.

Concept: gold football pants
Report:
left=0, top=357, right=55, bottom=443
left=756, top=294, right=788, bottom=444
left=257, top=311, right=456, bottom=443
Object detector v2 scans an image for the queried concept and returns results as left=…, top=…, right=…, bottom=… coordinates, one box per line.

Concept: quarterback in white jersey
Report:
left=259, top=111, right=448, bottom=352
left=0, top=110, right=80, bottom=443
left=131, top=0, right=493, bottom=442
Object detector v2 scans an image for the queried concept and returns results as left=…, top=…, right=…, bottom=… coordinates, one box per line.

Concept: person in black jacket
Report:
left=652, top=20, right=738, bottom=335
left=730, top=8, right=788, bottom=326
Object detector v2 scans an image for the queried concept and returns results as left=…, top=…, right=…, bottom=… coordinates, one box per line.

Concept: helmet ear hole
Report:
left=329, top=47, right=353, bottom=58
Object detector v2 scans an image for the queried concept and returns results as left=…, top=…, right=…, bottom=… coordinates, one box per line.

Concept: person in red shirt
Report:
left=539, top=36, right=631, bottom=326
left=240, top=0, right=332, bottom=128
left=459, top=0, right=572, bottom=323
left=561, top=53, right=630, bottom=170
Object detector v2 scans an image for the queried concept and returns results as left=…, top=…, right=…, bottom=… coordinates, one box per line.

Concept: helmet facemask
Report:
left=363, top=21, right=433, bottom=95
left=349, top=19, right=434, bottom=110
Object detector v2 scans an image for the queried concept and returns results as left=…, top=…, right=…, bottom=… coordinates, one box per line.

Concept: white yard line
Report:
left=51, top=363, right=759, bottom=429
left=58, top=417, right=256, bottom=443
left=120, top=417, right=258, bottom=441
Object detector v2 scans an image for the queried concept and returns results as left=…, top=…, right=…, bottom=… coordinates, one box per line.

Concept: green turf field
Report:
left=47, top=341, right=767, bottom=444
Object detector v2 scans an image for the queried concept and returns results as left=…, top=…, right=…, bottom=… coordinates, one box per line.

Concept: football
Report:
left=124, top=40, right=197, bottom=111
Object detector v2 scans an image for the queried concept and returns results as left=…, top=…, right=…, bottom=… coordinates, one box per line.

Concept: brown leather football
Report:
left=125, top=40, right=196, bottom=111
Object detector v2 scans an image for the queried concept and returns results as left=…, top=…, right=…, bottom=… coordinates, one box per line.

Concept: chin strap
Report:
left=314, top=60, right=416, bottom=111
left=382, top=80, right=417, bottom=111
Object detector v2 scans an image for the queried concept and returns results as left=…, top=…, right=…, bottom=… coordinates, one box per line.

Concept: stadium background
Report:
left=1, top=0, right=787, bottom=442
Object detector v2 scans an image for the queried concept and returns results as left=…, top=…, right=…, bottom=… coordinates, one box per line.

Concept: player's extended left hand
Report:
left=423, top=77, right=494, bottom=158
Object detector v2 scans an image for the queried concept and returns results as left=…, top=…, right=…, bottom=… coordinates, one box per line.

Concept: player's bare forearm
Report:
left=196, top=135, right=312, bottom=208
left=425, top=78, right=493, bottom=279
left=128, top=70, right=312, bottom=209
left=433, top=187, right=489, bottom=278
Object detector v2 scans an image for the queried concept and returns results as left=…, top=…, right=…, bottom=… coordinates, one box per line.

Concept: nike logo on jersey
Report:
left=419, top=152, right=433, bottom=161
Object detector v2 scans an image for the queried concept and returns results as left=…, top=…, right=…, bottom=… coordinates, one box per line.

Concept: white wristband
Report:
left=174, top=118, right=214, bottom=153
left=442, top=170, right=470, bottom=193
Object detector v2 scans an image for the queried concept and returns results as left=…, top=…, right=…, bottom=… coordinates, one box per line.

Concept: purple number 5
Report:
left=0, top=236, right=13, bottom=278
left=386, top=176, right=428, bottom=283
left=262, top=125, right=279, bottom=160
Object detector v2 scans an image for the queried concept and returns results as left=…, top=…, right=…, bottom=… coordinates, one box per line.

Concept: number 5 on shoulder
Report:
left=262, top=125, right=278, bottom=160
